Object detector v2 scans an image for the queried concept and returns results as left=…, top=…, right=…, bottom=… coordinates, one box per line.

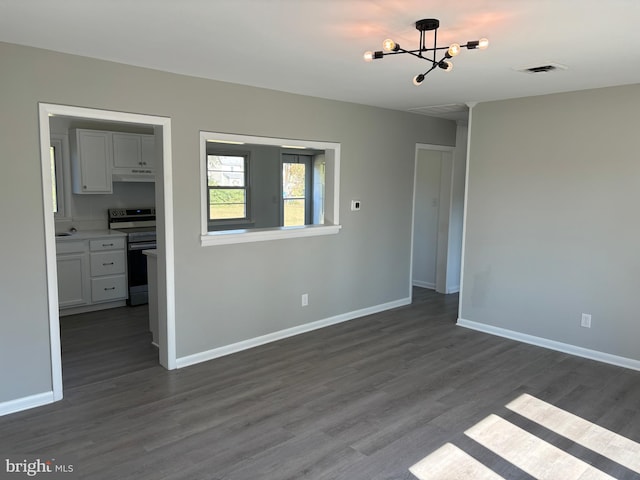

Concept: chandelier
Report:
left=363, top=18, right=489, bottom=85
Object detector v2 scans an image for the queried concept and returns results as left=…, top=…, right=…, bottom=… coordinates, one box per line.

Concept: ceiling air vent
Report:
left=515, top=62, right=568, bottom=74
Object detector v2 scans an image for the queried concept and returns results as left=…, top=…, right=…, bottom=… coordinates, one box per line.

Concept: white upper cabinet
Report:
left=140, top=135, right=156, bottom=171
left=70, top=129, right=113, bottom=194
left=70, top=129, right=155, bottom=191
left=112, top=132, right=142, bottom=169
left=112, top=132, right=155, bottom=180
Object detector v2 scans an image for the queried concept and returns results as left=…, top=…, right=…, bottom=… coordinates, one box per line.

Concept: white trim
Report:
left=413, top=280, right=436, bottom=290
left=201, top=224, right=341, bottom=246
left=200, top=131, right=341, bottom=245
left=161, top=121, right=177, bottom=370
left=457, top=318, right=640, bottom=372
left=415, top=142, right=457, bottom=152
left=38, top=103, right=177, bottom=408
left=38, top=105, right=63, bottom=401
left=176, top=297, right=411, bottom=368
left=445, top=285, right=460, bottom=294
left=410, top=143, right=456, bottom=299
left=0, top=391, right=55, bottom=417
left=458, top=102, right=476, bottom=318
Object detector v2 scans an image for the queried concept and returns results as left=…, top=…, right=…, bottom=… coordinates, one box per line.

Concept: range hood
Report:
left=112, top=172, right=155, bottom=183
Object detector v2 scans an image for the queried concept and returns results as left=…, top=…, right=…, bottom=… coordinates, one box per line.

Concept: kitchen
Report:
left=51, top=114, right=161, bottom=359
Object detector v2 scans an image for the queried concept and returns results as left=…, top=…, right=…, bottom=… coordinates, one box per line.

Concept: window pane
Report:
left=208, top=155, right=245, bottom=187
left=283, top=199, right=305, bottom=226
left=283, top=162, right=306, bottom=226
left=50, top=146, right=58, bottom=213
left=282, top=163, right=306, bottom=198
left=209, top=188, right=246, bottom=220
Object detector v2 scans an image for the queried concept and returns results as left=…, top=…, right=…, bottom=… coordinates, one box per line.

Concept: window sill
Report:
left=201, top=224, right=342, bottom=246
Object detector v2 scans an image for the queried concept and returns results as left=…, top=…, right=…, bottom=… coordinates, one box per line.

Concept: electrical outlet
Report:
left=581, top=313, right=591, bottom=328
left=301, top=293, right=309, bottom=307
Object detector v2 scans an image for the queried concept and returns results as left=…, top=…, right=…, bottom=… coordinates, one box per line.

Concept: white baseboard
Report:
left=177, top=297, right=411, bottom=369
left=446, top=285, right=460, bottom=294
left=457, top=318, right=640, bottom=372
left=0, top=391, right=55, bottom=417
left=412, top=282, right=459, bottom=294
left=413, top=281, right=436, bottom=290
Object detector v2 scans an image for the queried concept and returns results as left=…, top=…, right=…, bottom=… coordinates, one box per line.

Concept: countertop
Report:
left=55, top=230, right=127, bottom=241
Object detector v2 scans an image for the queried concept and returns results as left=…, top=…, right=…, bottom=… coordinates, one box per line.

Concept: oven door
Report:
left=127, top=241, right=157, bottom=305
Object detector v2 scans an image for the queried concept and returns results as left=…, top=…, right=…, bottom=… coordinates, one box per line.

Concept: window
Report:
left=200, top=131, right=341, bottom=246
left=50, top=146, right=58, bottom=213
left=50, top=136, right=67, bottom=218
left=206, top=152, right=250, bottom=223
left=282, top=154, right=312, bottom=226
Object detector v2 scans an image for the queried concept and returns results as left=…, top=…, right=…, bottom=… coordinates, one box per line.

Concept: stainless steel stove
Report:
left=108, top=208, right=156, bottom=306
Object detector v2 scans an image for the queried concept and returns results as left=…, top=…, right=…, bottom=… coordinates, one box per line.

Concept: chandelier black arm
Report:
left=381, top=47, right=450, bottom=66
left=419, top=52, right=451, bottom=77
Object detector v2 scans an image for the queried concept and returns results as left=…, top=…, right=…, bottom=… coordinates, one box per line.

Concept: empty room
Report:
left=1, top=1, right=639, bottom=479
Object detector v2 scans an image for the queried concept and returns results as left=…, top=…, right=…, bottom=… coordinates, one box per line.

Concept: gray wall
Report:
left=0, top=42, right=456, bottom=404
left=461, top=84, right=640, bottom=361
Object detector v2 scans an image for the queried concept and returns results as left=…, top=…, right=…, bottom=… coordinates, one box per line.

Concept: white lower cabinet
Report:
left=91, top=275, right=127, bottom=303
left=57, top=252, right=89, bottom=308
left=89, top=237, right=126, bottom=304
left=57, top=234, right=127, bottom=314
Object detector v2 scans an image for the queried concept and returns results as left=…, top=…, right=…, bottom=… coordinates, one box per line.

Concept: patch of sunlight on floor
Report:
left=465, top=414, right=614, bottom=480
left=506, top=393, right=640, bottom=474
left=409, top=393, right=640, bottom=480
left=409, top=443, right=506, bottom=480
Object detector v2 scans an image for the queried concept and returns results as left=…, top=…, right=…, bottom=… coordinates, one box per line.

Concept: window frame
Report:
left=206, top=150, right=252, bottom=227
left=281, top=153, right=313, bottom=227
left=200, top=131, right=341, bottom=246
left=50, top=134, right=71, bottom=220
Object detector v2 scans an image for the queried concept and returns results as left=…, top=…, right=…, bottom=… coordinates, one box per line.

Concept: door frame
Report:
left=38, top=103, right=176, bottom=401
left=409, top=143, right=456, bottom=300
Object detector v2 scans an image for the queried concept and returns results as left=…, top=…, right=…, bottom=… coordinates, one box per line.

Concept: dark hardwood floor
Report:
left=59, top=304, right=159, bottom=389
left=1, top=289, right=639, bottom=479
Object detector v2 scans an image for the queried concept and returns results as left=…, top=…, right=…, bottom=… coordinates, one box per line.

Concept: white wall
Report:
left=0, top=41, right=456, bottom=408
left=460, top=84, right=640, bottom=365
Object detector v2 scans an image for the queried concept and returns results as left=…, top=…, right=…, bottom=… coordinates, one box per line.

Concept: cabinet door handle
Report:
left=102, top=243, right=114, bottom=247
left=104, top=287, right=116, bottom=291
left=102, top=262, right=115, bottom=266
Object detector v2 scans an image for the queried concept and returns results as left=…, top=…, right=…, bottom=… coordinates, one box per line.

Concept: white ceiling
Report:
left=1, top=0, right=639, bottom=121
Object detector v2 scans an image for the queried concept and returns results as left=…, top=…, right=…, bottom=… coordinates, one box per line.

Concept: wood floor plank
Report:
left=1, top=288, right=639, bottom=479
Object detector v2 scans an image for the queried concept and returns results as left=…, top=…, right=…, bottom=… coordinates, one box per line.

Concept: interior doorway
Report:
left=410, top=143, right=460, bottom=297
left=38, top=104, right=175, bottom=402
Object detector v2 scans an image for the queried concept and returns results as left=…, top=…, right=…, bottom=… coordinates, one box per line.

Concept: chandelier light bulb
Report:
left=478, top=38, right=489, bottom=50
left=382, top=38, right=397, bottom=52
left=363, top=51, right=374, bottom=62
left=439, top=60, right=453, bottom=72
left=412, top=74, right=425, bottom=86
left=448, top=43, right=461, bottom=57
